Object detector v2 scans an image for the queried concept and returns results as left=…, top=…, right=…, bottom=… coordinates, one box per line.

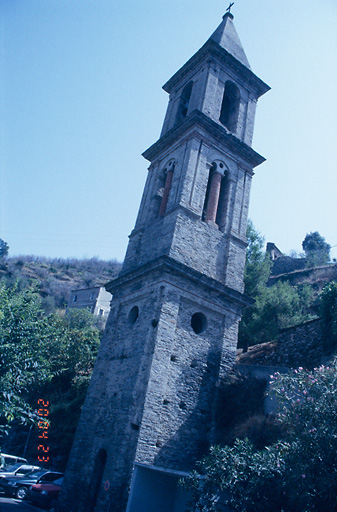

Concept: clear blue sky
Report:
left=1, top=0, right=337, bottom=262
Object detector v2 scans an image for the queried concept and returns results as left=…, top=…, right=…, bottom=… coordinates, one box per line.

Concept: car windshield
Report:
left=0, top=463, right=21, bottom=472
left=27, top=470, right=46, bottom=479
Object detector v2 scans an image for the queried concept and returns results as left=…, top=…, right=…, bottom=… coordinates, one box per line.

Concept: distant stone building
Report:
left=67, top=286, right=112, bottom=318
left=270, top=255, right=307, bottom=276
left=266, top=242, right=307, bottom=275
left=59, top=11, right=269, bottom=512
left=266, top=242, right=283, bottom=261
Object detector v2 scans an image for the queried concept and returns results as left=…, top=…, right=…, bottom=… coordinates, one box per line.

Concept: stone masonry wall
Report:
left=269, top=263, right=337, bottom=291
left=237, top=318, right=327, bottom=370
left=270, top=256, right=307, bottom=276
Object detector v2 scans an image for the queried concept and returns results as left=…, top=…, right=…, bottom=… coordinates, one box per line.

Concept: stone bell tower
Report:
left=59, top=12, right=269, bottom=512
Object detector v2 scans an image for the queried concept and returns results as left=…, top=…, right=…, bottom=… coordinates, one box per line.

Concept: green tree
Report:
left=243, top=220, right=271, bottom=298
left=0, top=239, right=9, bottom=259
left=239, top=222, right=314, bottom=348
left=46, top=308, right=100, bottom=386
left=0, top=283, right=52, bottom=434
left=320, top=281, right=337, bottom=351
left=184, top=360, right=337, bottom=512
left=239, top=221, right=271, bottom=349
left=0, top=281, right=100, bottom=449
left=302, top=231, right=330, bottom=267
left=247, top=281, right=314, bottom=345
left=38, top=308, right=101, bottom=467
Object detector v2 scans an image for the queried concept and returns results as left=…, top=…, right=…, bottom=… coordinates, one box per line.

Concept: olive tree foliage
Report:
left=183, top=360, right=337, bottom=512
left=302, top=231, right=330, bottom=267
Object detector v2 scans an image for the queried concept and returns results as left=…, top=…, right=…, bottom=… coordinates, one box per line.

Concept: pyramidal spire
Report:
left=209, top=12, right=251, bottom=69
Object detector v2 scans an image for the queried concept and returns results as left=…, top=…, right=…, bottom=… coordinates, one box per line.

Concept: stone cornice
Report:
left=163, top=39, right=270, bottom=98
left=106, top=255, right=254, bottom=309
left=142, top=110, right=266, bottom=168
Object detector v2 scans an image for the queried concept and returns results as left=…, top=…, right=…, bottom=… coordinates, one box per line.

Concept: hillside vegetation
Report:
left=0, top=255, right=122, bottom=313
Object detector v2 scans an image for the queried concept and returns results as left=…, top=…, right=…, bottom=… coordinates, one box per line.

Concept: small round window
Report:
left=191, top=312, right=207, bottom=334
left=128, top=306, right=139, bottom=325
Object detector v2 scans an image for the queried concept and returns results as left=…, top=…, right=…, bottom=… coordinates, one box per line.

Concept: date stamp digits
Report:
left=37, top=399, right=50, bottom=463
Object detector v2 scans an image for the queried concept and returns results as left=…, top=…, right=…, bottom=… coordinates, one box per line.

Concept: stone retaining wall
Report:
left=237, top=318, right=329, bottom=369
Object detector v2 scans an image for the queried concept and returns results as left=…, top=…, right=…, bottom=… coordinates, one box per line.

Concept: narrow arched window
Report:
left=216, top=171, right=229, bottom=231
left=202, top=163, right=217, bottom=222
left=175, top=81, right=193, bottom=125
left=158, top=159, right=176, bottom=216
left=219, top=81, right=240, bottom=132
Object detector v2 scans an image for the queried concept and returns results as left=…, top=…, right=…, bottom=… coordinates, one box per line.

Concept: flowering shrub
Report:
left=184, top=358, right=337, bottom=511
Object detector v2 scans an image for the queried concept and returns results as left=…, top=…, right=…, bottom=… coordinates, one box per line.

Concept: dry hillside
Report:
left=0, top=256, right=122, bottom=313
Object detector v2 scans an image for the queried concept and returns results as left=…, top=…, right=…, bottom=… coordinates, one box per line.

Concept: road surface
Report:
left=0, top=497, right=44, bottom=511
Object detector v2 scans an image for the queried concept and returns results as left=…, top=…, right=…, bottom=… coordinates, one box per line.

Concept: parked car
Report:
left=0, top=463, right=41, bottom=480
left=0, top=469, right=63, bottom=500
left=28, top=476, right=63, bottom=509
left=0, top=453, right=27, bottom=469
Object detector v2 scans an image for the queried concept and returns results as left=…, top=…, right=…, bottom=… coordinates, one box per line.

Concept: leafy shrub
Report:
left=185, top=360, right=337, bottom=512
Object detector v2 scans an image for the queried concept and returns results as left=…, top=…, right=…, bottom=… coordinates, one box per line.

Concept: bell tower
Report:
left=59, top=12, right=269, bottom=512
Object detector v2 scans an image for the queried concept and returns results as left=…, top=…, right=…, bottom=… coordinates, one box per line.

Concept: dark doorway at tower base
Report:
left=126, top=464, right=190, bottom=512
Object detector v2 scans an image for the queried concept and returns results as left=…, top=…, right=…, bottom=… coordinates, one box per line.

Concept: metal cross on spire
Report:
left=226, top=2, right=234, bottom=14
